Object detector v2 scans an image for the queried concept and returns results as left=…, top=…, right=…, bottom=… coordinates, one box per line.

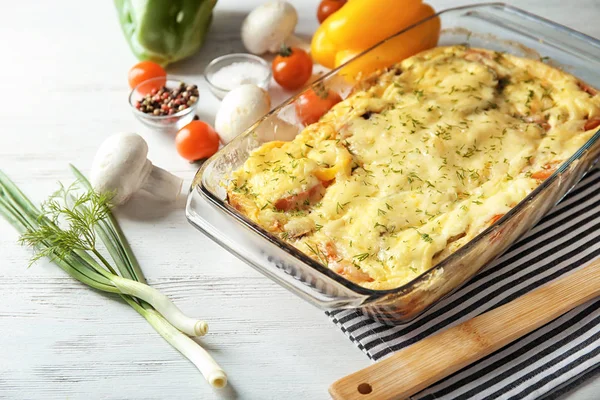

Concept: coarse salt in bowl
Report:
left=204, top=54, right=271, bottom=100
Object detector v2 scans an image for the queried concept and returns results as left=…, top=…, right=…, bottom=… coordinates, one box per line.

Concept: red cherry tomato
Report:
left=295, top=85, right=342, bottom=126
left=175, top=121, right=220, bottom=161
left=584, top=117, right=600, bottom=131
left=317, top=0, right=347, bottom=23
left=128, top=61, right=167, bottom=94
left=272, top=46, right=313, bottom=91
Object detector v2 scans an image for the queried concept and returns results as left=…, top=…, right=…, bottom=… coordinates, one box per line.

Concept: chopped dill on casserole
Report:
left=227, top=45, right=600, bottom=290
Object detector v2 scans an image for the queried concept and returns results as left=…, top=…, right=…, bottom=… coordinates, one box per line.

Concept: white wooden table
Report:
left=1, top=1, right=599, bottom=399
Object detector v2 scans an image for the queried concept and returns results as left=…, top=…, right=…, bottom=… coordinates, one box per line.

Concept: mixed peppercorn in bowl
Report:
left=129, top=78, right=200, bottom=130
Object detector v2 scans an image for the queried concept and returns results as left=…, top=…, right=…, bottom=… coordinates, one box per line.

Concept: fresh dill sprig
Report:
left=20, top=184, right=113, bottom=268
left=353, top=252, right=370, bottom=262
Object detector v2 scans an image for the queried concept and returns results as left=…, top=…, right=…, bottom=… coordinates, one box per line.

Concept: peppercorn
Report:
left=134, top=81, right=199, bottom=116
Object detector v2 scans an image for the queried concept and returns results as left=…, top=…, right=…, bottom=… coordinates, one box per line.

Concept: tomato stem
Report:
left=314, top=82, right=329, bottom=99
left=278, top=44, right=293, bottom=57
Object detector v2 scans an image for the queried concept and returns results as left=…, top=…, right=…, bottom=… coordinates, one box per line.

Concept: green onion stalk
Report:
left=0, top=165, right=226, bottom=389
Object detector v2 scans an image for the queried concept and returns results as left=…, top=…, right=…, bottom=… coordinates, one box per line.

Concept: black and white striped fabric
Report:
left=328, top=168, right=600, bottom=399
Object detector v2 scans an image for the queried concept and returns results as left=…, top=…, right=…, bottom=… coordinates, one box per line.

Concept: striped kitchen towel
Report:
left=328, top=167, right=600, bottom=400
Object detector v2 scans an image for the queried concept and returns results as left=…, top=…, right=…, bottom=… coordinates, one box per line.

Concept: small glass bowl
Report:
left=204, top=54, right=271, bottom=100
left=129, top=77, right=198, bottom=132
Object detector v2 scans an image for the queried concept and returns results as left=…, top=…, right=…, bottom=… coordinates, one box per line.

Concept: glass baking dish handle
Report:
left=459, top=5, right=600, bottom=71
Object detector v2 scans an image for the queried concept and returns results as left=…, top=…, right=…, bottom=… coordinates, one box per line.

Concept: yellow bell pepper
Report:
left=336, top=4, right=440, bottom=80
left=313, top=146, right=353, bottom=181
left=311, top=0, right=440, bottom=80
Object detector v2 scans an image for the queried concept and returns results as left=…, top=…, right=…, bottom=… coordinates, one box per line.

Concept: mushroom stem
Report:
left=143, top=165, right=184, bottom=203
left=286, top=34, right=310, bottom=52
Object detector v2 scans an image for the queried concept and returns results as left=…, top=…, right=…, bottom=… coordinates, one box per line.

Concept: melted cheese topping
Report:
left=228, top=46, right=600, bottom=290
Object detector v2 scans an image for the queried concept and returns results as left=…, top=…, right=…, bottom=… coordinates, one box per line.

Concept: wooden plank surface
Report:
left=0, top=1, right=599, bottom=399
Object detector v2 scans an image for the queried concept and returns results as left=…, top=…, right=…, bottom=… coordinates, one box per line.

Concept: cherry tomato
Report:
left=295, top=85, right=342, bottom=126
left=531, top=161, right=561, bottom=180
left=578, top=81, right=597, bottom=96
left=175, top=121, right=220, bottom=161
left=128, top=61, right=167, bottom=93
left=489, top=214, right=504, bottom=225
left=531, top=169, right=555, bottom=180
left=317, top=0, right=347, bottom=23
left=272, top=47, right=313, bottom=91
left=584, top=117, right=600, bottom=131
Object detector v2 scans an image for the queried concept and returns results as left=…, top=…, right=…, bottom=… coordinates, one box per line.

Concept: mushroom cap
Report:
left=215, top=84, right=271, bottom=144
left=241, top=1, right=298, bottom=55
left=90, top=133, right=153, bottom=205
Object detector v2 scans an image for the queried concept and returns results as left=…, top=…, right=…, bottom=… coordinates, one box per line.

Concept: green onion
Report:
left=0, top=166, right=226, bottom=388
left=109, top=275, right=208, bottom=336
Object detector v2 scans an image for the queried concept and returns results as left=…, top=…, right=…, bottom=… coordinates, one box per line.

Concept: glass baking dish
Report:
left=186, top=3, right=600, bottom=324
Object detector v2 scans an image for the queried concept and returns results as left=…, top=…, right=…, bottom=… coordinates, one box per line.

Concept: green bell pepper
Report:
left=114, top=0, right=217, bottom=67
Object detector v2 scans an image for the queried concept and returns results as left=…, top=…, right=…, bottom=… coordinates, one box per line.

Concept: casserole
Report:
left=226, top=45, right=600, bottom=290
left=186, top=3, right=600, bottom=323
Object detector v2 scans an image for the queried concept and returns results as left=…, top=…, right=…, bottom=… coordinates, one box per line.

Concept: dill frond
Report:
left=19, top=182, right=114, bottom=267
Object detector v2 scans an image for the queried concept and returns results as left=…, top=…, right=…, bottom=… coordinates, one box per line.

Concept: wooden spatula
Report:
left=329, top=258, right=600, bottom=400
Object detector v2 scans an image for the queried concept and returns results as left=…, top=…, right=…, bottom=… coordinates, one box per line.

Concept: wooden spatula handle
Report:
left=329, top=259, right=600, bottom=400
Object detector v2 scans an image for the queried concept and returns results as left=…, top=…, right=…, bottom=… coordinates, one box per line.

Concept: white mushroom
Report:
left=90, top=133, right=183, bottom=206
left=241, top=1, right=298, bottom=55
left=215, top=84, right=271, bottom=144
